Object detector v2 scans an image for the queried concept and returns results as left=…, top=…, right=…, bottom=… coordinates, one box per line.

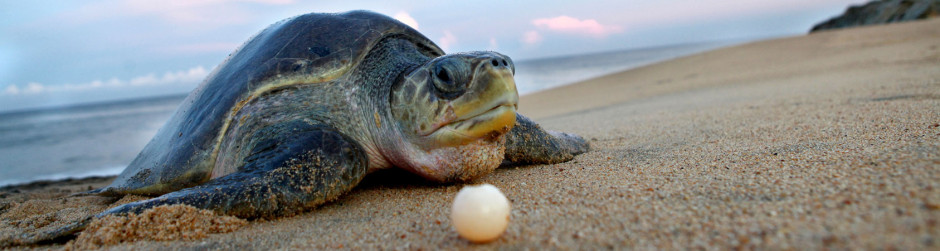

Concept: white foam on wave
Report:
left=0, top=165, right=126, bottom=187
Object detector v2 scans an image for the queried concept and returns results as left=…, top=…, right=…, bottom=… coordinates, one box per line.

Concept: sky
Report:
left=0, top=0, right=867, bottom=112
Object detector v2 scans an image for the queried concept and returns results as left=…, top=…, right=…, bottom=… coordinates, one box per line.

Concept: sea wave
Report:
left=0, top=165, right=125, bottom=187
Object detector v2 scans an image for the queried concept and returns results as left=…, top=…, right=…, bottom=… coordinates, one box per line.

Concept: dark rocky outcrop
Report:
left=811, top=0, right=939, bottom=32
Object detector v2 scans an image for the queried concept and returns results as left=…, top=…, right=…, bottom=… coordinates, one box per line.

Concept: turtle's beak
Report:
left=433, top=53, right=518, bottom=146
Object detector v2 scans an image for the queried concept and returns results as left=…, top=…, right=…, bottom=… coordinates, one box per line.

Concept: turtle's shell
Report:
left=108, top=11, right=443, bottom=195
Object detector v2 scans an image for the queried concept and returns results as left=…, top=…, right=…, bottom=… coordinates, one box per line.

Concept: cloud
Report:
left=128, top=66, right=207, bottom=86
left=522, top=31, right=543, bottom=45
left=165, top=66, right=208, bottom=83
left=54, top=0, right=296, bottom=29
left=3, top=85, right=19, bottom=95
left=393, top=11, right=419, bottom=31
left=2, top=66, right=208, bottom=96
left=2, top=82, right=48, bottom=95
left=488, top=38, right=499, bottom=51
left=438, top=31, right=457, bottom=52
left=129, top=66, right=207, bottom=86
left=532, top=15, right=623, bottom=37
left=123, top=1, right=252, bottom=26
left=24, top=83, right=45, bottom=94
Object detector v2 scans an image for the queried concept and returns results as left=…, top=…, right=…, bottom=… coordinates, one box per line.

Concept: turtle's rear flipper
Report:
left=0, top=216, right=91, bottom=247
left=99, top=123, right=369, bottom=219
left=504, top=113, right=590, bottom=164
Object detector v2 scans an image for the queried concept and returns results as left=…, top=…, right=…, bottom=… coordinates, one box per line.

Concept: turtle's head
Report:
left=388, top=51, right=518, bottom=182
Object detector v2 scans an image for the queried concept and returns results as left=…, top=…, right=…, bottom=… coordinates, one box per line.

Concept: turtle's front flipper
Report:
left=504, top=113, right=590, bottom=164
left=16, top=123, right=368, bottom=245
left=101, top=123, right=369, bottom=219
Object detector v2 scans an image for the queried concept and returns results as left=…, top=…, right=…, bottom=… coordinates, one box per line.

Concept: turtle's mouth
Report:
left=426, top=103, right=516, bottom=146
left=423, top=69, right=518, bottom=146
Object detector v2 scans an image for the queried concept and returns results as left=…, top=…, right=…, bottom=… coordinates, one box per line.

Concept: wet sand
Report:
left=2, top=18, right=939, bottom=249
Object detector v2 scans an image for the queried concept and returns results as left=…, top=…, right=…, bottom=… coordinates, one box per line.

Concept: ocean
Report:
left=0, top=41, right=739, bottom=187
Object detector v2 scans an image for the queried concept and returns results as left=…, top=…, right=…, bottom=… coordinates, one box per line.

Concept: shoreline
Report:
left=0, top=169, right=124, bottom=190
left=0, top=176, right=115, bottom=192
left=520, top=18, right=940, bottom=119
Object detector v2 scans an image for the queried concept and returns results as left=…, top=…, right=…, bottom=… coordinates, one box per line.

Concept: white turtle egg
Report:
left=451, top=183, right=511, bottom=243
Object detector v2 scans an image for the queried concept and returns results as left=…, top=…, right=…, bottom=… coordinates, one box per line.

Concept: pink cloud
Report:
left=522, top=31, right=543, bottom=45
left=532, top=16, right=622, bottom=37
left=438, top=31, right=457, bottom=52
left=393, top=11, right=419, bottom=30
left=241, top=0, right=294, bottom=4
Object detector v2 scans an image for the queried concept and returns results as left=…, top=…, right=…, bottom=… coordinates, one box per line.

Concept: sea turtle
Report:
left=39, top=10, right=588, bottom=241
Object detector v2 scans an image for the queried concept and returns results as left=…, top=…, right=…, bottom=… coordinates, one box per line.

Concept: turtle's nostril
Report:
left=501, top=60, right=508, bottom=66
left=491, top=59, right=499, bottom=67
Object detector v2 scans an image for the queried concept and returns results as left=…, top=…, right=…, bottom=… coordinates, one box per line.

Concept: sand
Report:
left=63, top=204, right=246, bottom=250
left=1, top=18, right=938, bottom=249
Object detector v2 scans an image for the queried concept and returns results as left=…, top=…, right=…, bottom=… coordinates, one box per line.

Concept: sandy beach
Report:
left=2, top=18, right=938, bottom=249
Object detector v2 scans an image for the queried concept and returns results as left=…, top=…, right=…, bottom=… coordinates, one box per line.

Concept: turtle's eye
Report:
left=435, top=65, right=453, bottom=86
left=431, top=61, right=465, bottom=99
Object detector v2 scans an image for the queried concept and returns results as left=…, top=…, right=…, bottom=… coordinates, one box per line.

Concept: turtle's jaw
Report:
left=428, top=103, right=516, bottom=146
left=425, top=66, right=518, bottom=146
